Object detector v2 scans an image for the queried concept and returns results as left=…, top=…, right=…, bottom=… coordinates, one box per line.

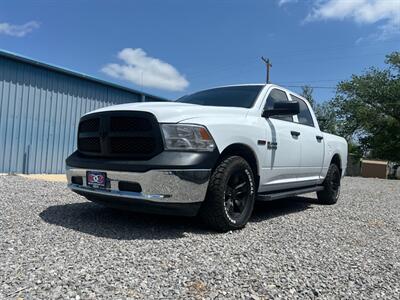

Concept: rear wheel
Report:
left=199, top=156, right=256, bottom=232
left=317, top=163, right=341, bottom=205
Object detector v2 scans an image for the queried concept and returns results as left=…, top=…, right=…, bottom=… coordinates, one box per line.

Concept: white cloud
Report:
left=0, top=21, right=39, bottom=37
left=305, top=0, right=400, bottom=39
left=102, top=48, right=189, bottom=91
left=278, top=0, right=298, bottom=6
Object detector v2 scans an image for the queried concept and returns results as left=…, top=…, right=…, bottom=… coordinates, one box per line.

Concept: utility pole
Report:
left=261, top=56, right=272, bottom=83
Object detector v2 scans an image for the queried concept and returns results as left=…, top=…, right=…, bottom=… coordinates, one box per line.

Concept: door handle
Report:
left=316, top=135, right=324, bottom=141
left=291, top=131, right=300, bottom=137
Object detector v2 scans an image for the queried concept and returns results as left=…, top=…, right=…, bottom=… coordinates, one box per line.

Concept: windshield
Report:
left=176, top=85, right=263, bottom=108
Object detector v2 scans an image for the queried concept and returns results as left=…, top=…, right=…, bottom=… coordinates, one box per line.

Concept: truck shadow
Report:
left=251, top=196, right=318, bottom=223
left=39, top=196, right=318, bottom=240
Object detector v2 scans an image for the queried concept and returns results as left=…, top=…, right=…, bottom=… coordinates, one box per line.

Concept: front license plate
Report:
left=87, top=171, right=107, bottom=188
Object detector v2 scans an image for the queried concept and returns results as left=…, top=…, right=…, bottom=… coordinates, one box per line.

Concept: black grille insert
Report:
left=110, top=137, right=156, bottom=154
left=78, top=137, right=101, bottom=153
left=79, top=118, right=99, bottom=132
left=77, top=111, right=162, bottom=160
left=110, top=116, right=152, bottom=132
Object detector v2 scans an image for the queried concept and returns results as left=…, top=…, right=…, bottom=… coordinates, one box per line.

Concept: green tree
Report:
left=313, top=101, right=339, bottom=135
left=300, top=85, right=338, bottom=134
left=300, top=85, right=315, bottom=108
left=333, top=52, right=400, bottom=162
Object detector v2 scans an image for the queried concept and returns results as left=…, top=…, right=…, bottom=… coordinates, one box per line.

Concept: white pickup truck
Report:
left=66, top=84, right=347, bottom=231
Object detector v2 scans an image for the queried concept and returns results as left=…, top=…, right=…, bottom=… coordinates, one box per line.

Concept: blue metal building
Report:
left=0, top=50, right=167, bottom=174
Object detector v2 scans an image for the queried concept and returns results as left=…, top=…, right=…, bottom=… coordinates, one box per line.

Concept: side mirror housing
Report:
left=262, top=101, right=300, bottom=118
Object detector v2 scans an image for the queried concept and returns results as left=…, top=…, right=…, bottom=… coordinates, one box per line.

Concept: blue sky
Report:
left=1, top=0, right=399, bottom=102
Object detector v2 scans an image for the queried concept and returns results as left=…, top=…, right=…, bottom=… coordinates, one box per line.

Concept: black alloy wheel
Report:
left=317, top=163, right=341, bottom=205
left=199, top=156, right=256, bottom=232
left=330, top=166, right=341, bottom=199
left=224, top=169, right=252, bottom=223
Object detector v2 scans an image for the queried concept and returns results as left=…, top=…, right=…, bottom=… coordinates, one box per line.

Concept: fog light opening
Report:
left=118, top=181, right=142, bottom=193
left=71, top=176, right=83, bottom=185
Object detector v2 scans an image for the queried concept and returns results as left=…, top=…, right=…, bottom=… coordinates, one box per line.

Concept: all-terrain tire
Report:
left=317, top=163, right=341, bottom=205
left=199, top=156, right=256, bottom=232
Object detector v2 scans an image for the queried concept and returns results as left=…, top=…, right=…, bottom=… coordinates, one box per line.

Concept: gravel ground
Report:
left=1, top=175, right=399, bottom=300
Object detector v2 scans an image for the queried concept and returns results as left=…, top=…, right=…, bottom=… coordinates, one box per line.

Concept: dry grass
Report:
left=19, top=174, right=67, bottom=183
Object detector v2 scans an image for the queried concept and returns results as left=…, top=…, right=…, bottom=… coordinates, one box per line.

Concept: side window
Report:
left=291, top=95, right=314, bottom=127
left=264, top=89, right=293, bottom=122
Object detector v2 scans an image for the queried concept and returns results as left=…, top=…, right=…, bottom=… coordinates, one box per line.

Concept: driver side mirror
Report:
left=262, top=101, right=300, bottom=118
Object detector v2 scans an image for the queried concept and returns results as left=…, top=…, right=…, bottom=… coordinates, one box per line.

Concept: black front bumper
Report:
left=66, top=149, right=219, bottom=173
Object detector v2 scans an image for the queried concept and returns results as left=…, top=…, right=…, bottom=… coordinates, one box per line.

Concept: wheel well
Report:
left=217, top=143, right=260, bottom=188
left=331, top=154, right=342, bottom=174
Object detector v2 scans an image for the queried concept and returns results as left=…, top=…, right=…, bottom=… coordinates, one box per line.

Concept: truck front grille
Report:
left=77, top=111, right=163, bottom=160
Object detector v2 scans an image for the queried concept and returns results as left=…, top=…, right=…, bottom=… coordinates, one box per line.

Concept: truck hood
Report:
left=88, top=101, right=249, bottom=123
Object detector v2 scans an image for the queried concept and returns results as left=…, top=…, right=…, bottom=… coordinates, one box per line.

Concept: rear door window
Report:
left=291, top=95, right=314, bottom=127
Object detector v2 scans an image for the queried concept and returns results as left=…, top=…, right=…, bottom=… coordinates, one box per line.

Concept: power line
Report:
left=185, top=38, right=399, bottom=77
left=187, top=51, right=389, bottom=81
left=277, top=79, right=343, bottom=84
left=185, top=36, right=400, bottom=78
left=280, top=85, right=337, bottom=90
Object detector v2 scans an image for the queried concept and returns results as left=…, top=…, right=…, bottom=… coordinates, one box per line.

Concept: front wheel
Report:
left=317, top=163, right=341, bottom=205
left=199, top=156, right=256, bottom=232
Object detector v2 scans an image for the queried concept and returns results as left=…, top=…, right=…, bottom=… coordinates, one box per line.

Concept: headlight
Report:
left=161, top=124, right=216, bottom=152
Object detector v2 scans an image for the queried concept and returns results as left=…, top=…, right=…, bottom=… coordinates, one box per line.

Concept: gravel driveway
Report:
left=1, top=175, right=399, bottom=299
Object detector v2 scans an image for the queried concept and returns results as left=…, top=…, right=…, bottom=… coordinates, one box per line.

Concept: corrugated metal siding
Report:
left=0, top=55, right=146, bottom=174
